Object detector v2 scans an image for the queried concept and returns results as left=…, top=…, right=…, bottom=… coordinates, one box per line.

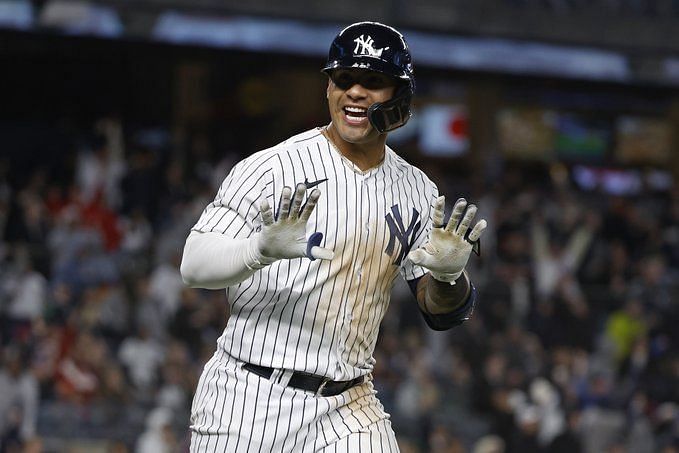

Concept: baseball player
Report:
left=180, top=21, right=487, bottom=452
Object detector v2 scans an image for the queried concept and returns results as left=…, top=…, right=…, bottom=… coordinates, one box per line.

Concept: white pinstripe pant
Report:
left=190, top=350, right=400, bottom=452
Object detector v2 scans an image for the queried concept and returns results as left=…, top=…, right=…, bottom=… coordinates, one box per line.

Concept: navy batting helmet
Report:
left=322, top=21, right=415, bottom=133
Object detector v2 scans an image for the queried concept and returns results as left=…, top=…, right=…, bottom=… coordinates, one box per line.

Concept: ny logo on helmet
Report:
left=353, top=35, right=389, bottom=57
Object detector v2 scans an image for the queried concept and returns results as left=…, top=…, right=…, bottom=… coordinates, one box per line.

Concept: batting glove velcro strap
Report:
left=408, top=196, right=487, bottom=285
left=255, top=184, right=334, bottom=264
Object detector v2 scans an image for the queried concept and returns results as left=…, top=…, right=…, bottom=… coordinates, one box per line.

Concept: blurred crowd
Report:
left=0, top=117, right=678, bottom=453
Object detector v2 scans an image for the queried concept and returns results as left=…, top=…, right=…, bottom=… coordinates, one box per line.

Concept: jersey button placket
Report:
left=363, top=174, right=372, bottom=234
left=359, top=175, right=371, bottom=280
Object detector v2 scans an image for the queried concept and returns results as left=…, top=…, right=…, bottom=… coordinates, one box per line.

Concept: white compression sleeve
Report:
left=180, top=230, right=276, bottom=289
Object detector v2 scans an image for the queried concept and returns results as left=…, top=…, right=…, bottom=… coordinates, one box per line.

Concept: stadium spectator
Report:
left=0, top=346, right=39, bottom=451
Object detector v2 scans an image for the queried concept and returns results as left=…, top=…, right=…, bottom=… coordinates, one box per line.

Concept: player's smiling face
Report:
left=326, top=69, right=397, bottom=144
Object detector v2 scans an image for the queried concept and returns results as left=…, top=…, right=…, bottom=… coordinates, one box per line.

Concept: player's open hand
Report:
left=408, top=196, right=487, bottom=284
left=258, top=184, right=334, bottom=262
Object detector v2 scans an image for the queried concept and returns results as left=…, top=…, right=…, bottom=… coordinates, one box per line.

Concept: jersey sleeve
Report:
left=192, top=156, right=273, bottom=239
left=399, top=179, right=439, bottom=281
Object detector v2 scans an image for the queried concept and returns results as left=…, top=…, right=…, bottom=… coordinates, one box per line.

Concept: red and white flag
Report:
left=418, top=104, right=469, bottom=157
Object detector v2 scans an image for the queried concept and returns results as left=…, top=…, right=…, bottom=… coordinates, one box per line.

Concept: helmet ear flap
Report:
left=367, top=85, right=413, bottom=133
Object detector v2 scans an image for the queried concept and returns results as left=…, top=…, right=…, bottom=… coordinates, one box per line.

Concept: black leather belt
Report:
left=242, top=363, right=364, bottom=397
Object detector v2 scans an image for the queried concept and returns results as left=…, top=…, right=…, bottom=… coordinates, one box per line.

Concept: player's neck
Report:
left=323, top=124, right=387, bottom=172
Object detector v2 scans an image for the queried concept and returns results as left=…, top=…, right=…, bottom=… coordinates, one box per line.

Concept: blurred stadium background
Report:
left=1, top=1, right=679, bottom=452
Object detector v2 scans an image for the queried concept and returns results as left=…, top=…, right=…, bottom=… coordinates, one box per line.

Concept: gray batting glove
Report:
left=408, top=196, right=487, bottom=284
left=257, top=184, right=334, bottom=262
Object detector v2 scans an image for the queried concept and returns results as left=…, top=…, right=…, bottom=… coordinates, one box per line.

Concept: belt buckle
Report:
left=316, top=377, right=331, bottom=397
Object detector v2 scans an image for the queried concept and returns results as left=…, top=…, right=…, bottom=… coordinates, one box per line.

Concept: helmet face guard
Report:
left=366, top=85, right=412, bottom=133
left=322, top=21, right=415, bottom=133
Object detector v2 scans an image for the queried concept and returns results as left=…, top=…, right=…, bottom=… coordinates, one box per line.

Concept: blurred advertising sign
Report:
left=417, top=104, right=469, bottom=157
left=497, top=107, right=557, bottom=160
left=615, top=116, right=672, bottom=165
left=498, top=108, right=612, bottom=163
left=554, top=114, right=610, bottom=162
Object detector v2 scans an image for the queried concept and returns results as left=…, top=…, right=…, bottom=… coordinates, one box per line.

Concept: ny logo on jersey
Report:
left=384, top=205, right=421, bottom=266
left=353, top=34, right=389, bottom=57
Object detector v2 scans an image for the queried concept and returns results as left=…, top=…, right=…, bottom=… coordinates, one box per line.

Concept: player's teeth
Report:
left=344, top=107, right=367, bottom=118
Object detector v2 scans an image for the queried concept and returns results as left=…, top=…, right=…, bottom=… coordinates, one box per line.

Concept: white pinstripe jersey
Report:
left=193, top=127, right=438, bottom=381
